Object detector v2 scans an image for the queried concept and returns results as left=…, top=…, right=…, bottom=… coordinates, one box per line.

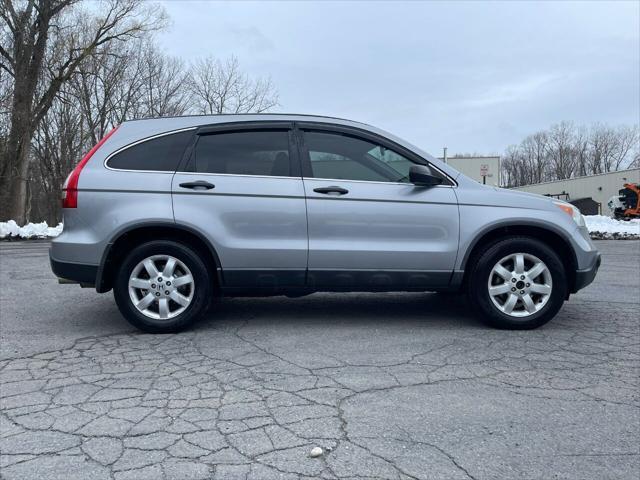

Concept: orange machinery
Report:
left=613, top=183, right=640, bottom=220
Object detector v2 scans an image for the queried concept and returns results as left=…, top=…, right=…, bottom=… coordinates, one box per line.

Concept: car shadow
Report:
left=195, top=292, right=483, bottom=331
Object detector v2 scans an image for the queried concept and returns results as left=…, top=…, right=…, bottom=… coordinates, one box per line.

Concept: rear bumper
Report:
left=572, top=253, right=601, bottom=293
left=50, top=252, right=98, bottom=286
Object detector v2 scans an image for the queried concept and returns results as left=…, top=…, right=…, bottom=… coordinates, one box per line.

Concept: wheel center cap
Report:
left=516, top=280, right=525, bottom=290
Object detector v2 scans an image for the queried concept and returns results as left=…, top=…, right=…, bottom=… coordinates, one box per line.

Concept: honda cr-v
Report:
left=50, top=115, right=600, bottom=332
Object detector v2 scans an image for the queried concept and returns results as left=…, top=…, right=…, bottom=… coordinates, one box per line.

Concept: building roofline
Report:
left=513, top=167, right=640, bottom=188
left=437, top=156, right=501, bottom=160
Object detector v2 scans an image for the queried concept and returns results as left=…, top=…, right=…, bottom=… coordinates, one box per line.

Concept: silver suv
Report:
left=50, top=114, right=600, bottom=333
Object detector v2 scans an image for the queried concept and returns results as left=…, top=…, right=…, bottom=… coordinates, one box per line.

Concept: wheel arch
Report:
left=96, top=222, right=222, bottom=293
left=459, top=222, right=578, bottom=294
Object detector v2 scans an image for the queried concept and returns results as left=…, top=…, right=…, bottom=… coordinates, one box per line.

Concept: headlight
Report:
left=553, top=201, right=586, bottom=227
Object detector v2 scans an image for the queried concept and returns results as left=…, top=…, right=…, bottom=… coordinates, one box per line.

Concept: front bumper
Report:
left=50, top=251, right=98, bottom=286
left=572, top=252, right=601, bottom=293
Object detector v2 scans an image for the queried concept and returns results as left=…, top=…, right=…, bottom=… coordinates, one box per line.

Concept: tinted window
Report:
left=108, top=130, right=193, bottom=171
left=304, top=131, right=416, bottom=183
left=194, top=130, right=292, bottom=176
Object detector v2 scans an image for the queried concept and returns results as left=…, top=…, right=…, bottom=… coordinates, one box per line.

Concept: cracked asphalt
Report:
left=0, top=240, right=638, bottom=480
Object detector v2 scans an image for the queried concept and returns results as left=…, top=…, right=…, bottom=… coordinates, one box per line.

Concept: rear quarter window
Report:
left=107, top=130, right=193, bottom=171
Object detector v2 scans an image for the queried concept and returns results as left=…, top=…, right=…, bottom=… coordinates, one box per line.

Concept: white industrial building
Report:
left=440, top=156, right=501, bottom=187
left=439, top=152, right=637, bottom=215
left=513, top=168, right=640, bottom=215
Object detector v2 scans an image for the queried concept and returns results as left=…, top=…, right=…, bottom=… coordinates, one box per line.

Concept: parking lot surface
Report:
left=1, top=240, right=638, bottom=479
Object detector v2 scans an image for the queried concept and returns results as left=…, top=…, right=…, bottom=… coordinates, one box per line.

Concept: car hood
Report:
left=489, top=186, right=557, bottom=210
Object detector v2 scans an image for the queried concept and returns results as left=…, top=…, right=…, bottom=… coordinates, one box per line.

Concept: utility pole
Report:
left=443, top=147, right=448, bottom=164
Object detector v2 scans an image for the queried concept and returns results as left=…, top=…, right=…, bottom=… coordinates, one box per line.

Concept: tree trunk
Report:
left=0, top=139, right=31, bottom=224
left=0, top=99, right=34, bottom=223
left=0, top=1, right=54, bottom=224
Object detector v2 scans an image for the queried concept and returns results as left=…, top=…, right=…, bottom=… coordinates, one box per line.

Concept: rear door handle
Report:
left=313, top=186, right=349, bottom=195
left=179, top=180, right=215, bottom=190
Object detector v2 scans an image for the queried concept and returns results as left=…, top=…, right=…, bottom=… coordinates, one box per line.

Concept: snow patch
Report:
left=584, top=215, right=639, bottom=240
left=0, top=220, right=63, bottom=239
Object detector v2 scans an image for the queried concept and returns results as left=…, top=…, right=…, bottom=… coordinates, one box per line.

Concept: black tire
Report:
left=113, top=240, right=211, bottom=333
left=468, top=237, right=567, bottom=330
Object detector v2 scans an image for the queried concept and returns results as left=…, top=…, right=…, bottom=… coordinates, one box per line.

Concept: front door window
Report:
left=304, top=131, right=416, bottom=183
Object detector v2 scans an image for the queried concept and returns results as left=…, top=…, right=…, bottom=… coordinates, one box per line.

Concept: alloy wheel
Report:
left=487, top=252, right=552, bottom=318
left=128, top=254, right=195, bottom=320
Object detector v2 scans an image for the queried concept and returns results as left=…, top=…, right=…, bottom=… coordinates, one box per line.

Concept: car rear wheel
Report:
left=468, top=237, right=567, bottom=329
left=114, top=240, right=210, bottom=333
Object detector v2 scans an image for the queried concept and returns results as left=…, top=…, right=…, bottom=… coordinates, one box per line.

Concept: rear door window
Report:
left=107, top=130, right=193, bottom=171
left=193, top=130, right=293, bottom=177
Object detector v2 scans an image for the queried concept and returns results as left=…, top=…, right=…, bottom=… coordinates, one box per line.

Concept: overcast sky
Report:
left=158, top=1, right=639, bottom=156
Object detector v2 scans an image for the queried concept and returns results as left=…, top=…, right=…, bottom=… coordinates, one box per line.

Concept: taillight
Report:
left=62, top=127, right=119, bottom=208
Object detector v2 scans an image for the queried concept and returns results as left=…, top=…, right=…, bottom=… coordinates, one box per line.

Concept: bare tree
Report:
left=573, top=126, right=589, bottom=177
left=0, top=54, right=10, bottom=157
left=500, top=145, right=522, bottom=187
left=136, top=42, right=191, bottom=118
left=71, top=43, right=139, bottom=144
left=189, top=56, right=278, bottom=115
left=611, top=125, right=639, bottom=171
left=0, top=0, right=166, bottom=223
left=520, top=131, right=549, bottom=184
left=31, top=84, right=85, bottom=223
left=547, top=122, right=577, bottom=180
left=590, top=124, right=618, bottom=174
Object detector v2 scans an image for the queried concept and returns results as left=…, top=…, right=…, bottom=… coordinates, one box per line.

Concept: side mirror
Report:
left=409, top=165, right=443, bottom=187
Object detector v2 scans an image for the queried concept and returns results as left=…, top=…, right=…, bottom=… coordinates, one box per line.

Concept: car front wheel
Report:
left=468, top=237, right=567, bottom=329
left=114, top=240, right=211, bottom=333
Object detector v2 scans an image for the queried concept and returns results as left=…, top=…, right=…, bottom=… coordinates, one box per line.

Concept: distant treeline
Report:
left=500, top=122, right=638, bottom=188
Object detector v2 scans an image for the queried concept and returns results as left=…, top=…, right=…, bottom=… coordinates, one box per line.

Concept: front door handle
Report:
left=179, top=180, right=215, bottom=190
left=313, top=186, right=349, bottom=195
